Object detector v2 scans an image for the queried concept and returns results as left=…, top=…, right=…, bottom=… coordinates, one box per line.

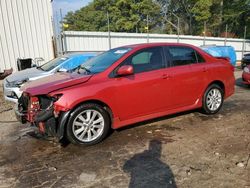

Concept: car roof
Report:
left=63, top=52, right=98, bottom=58
left=121, top=42, right=196, bottom=49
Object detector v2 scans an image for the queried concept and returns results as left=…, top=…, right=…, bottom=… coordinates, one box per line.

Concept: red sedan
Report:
left=242, top=65, right=250, bottom=86
left=15, top=43, right=235, bottom=145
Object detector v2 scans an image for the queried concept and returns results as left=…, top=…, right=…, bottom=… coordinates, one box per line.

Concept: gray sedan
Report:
left=3, top=53, right=96, bottom=103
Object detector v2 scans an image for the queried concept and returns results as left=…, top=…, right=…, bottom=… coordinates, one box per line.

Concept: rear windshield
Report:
left=80, top=47, right=132, bottom=74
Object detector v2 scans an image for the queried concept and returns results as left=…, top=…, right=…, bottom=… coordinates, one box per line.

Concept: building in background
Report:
left=0, top=0, right=54, bottom=72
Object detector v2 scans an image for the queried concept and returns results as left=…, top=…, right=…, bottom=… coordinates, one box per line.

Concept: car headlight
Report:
left=5, top=80, right=27, bottom=88
left=243, top=66, right=250, bottom=73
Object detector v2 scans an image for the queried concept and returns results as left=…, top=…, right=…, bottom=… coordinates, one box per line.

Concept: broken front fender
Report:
left=14, top=105, right=27, bottom=124
left=57, top=110, right=71, bottom=140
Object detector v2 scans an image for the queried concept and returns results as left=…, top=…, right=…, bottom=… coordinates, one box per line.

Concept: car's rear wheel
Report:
left=66, top=103, right=110, bottom=145
left=202, top=84, right=224, bottom=114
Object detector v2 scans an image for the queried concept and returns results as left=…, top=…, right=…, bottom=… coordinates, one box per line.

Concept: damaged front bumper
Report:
left=14, top=105, right=27, bottom=124
left=15, top=105, right=71, bottom=141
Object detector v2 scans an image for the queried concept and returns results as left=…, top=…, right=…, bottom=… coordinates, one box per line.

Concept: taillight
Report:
left=230, top=64, right=235, bottom=72
left=30, top=96, right=40, bottom=110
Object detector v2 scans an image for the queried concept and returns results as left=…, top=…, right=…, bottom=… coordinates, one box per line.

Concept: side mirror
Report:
left=58, top=68, right=68, bottom=72
left=32, top=64, right=37, bottom=67
left=117, top=65, right=134, bottom=76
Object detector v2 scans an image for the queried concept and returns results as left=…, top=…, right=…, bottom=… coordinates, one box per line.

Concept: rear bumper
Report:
left=242, top=72, right=250, bottom=85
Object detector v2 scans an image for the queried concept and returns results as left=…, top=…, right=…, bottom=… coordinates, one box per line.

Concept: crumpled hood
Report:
left=21, top=72, right=92, bottom=96
left=6, top=67, right=47, bottom=83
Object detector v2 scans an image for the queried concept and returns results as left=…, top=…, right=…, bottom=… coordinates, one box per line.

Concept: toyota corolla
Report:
left=15, top=43, right=235, bottom=145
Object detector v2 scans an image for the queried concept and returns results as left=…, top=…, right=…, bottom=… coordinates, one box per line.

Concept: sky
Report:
left=52, top=0, right=92, bottom=18
left=52, top=0, right=92, bottom=33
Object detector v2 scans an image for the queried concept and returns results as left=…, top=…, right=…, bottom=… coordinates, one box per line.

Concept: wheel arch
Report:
left=71, top=99, right=113, bottom=121
left=201, top=80, right=225, bottom=115
left=207, top=80, right=225, bottom=96
left=57, top=99, right=114, bottom=142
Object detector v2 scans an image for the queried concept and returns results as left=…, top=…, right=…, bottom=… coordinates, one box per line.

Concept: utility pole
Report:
left=219, top=0, right=223, bottom=34
left=147, top=15, right=149, bottom=43
left=242, top=26, right=247, bottom=57
left=224, top=24, right=228, bottom=46
left=203, top=21, right=206, bottom=46
left=107, top=12, right=111, bottom=50
left=60, top=8, right=63, bottom=33
left=172, top=13, right=180, bottom=43
left=60, top=8, right=65, bottom=54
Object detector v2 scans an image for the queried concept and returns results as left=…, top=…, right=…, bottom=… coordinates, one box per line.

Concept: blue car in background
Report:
left=201, top=46, right=237, bottom=66
left=3, top=53, right=97, bottom=103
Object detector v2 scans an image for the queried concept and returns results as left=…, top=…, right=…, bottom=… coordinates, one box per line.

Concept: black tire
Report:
left=66, top=103, right=111, bottom=145
left=202, top=84, right=224, bottom=114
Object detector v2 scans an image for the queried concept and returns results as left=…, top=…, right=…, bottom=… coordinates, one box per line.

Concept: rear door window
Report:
left=168, top=46, right=205, bottom=66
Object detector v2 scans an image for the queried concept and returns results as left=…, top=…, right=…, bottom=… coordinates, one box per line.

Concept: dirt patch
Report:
left=0, top=70, right=249, bottom=188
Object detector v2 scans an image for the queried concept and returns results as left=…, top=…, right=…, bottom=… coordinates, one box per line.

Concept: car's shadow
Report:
left=235, top=77, right=250, bottom=89
left=117, top=109, right=203, bottom=132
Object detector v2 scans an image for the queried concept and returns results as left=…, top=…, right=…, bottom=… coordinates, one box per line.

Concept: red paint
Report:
left=27, top=96, right=40, bottom=123
left=117, top=65, right=134, bottom=76
left=38, top=122, right=45, bottom=134
left=242, top=65, right=250, bottom=85
left=21, top=72, right=92, bottom=95
left=22, top=43, right=235, bottom=129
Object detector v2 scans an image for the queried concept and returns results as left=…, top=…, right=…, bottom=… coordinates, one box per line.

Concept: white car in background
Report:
left=3, top=53, right=97, bottom=103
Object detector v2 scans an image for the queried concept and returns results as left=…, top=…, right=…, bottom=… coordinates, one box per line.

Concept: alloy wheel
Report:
left=206, top=88, right=222, bottom=111
left=72, top=110, right=105, bottom=142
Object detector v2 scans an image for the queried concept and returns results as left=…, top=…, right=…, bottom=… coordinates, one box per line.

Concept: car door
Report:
left=111, top=47, right=172, bottom=121
left=165, top=46, right=207, bottom=108
left=189, top=50, right=210, bottom=99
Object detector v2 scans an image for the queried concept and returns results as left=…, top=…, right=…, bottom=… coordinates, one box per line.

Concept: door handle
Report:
left=202, top=67, right=208, bottom=72
left=162, top=74, right=172, bottom=79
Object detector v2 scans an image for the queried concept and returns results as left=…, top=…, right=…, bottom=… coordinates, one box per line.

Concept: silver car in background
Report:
left=3, top=53, right=97, bottom=103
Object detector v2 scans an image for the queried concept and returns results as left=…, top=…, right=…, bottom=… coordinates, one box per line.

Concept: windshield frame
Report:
left=39, top=56, right=70, bottom=72
left=76, top=47, right=133, bottom=75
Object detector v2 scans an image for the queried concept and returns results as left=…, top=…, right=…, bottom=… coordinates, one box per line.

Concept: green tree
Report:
left=64, top=0, right=162, bottom=33
left=222, top=0, right=250, bottom=38
left=64, top=0, right=250, bottom=38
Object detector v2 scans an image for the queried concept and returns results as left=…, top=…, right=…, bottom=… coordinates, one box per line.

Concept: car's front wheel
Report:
left=66, top=103, right=111, bottom=145
left=202, top=84, right=224, bottom=114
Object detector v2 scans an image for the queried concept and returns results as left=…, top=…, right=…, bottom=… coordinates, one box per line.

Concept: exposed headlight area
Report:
left=243, top=66, right=250, bottom=73
left=5, top=79, right=28, bottom=88
left=16, top=93, right=62, bottom=135
left=7, top=91, right=18, bottom=99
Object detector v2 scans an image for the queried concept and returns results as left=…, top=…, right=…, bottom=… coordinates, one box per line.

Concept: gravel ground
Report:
left=0, top=70, right=249, bottom=188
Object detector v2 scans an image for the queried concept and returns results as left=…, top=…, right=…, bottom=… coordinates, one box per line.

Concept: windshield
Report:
left=78, top=47, right=132, bottom=74
left=40, top=57, right=69, bottom=71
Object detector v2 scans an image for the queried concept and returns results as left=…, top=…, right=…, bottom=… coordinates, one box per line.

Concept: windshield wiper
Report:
left=76, top=66, right=91, bottom=74
left=36, top=66, right=44, bottom=71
